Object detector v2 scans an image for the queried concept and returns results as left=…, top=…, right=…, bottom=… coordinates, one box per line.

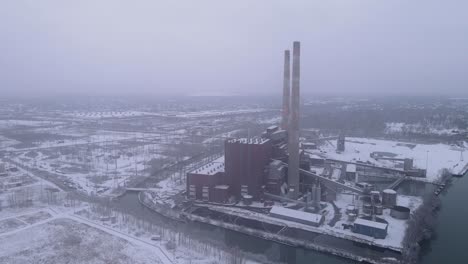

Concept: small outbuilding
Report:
left=269, top=206, right=324, bottom=227
left=346, top=164, right=357, bottom=180
left=353, top=218, right=388, bottom=239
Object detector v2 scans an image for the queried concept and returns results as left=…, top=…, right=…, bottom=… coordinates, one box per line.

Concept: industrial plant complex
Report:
left=1, top=0, right=467, bottom=262
left=137, top=41, right=468, bottom=264
left=1, top=41, right=466, bottom=264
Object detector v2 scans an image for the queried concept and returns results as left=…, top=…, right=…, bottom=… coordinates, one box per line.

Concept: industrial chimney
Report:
left=288, top=41, right=301, bottom=198
left=281, top=50, right=290, bottom=130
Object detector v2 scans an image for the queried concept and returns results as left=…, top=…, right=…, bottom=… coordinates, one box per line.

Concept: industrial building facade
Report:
left=185, top=42, right=302, bottom=203
left=353, top=218, right=388, bottom=239
left=186, top=137, right=273, bottom=202
left=186, top=157, right=229, bottom=203
left=224, top=138, right=273, bottom=199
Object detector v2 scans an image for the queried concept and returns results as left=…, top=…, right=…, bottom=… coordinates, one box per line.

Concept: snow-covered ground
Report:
left=3, top=126, right=183, bottom=196
left=0, top=135, right=20, bottom=149
left=75, top=205, right=259, bottom=264
left=0, top=217, right=165, bottom=264
left=258, top=116, right=281, bottom=125
left=62, top=111, right=164, bottom=119
left=0, top=119, right=64, bottom=129
left=333, top=193, right=422, bottom=250
left=10, top=142, right=166, bottom=195
left=170, top=108, right=271, bottom=118
left=5, top=130, right=165, bottom=151
left=385, top=122, right=466, bottom=136
left=0, top=184, right=252, bottom=264
left=315, top=137, right=468, bottom=181
left=58, top=108, right=271, bottom=120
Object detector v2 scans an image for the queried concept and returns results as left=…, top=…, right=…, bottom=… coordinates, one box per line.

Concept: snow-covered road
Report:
left=0, top=206, right=174, bottom=264
left=67, top=214, right=174, bottom=264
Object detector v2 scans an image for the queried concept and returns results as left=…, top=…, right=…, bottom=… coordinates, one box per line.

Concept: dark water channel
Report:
left=115, top=173, right=466, bottom=264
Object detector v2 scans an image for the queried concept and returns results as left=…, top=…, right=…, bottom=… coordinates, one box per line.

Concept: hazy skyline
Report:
left=1, top=0, right=467, bottom=97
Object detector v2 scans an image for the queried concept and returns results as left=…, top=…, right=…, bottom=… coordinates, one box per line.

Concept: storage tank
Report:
left=242, top=195, right=253, bottom=205
left=370, top=191, right=381, bottom=203
left=374, top=205, right=383, bottom=215
left=382, top=189, right=397, bottom=207
left=311, top=185, right=317, bottom=203
left=315, top=185, right=322, bottom=204
left=348, top=213, right=357, bottom=221
left=363, top=203, right=373, bottom=215
left=390, top=206, right=410, bottom=219
left=346, top=205, right=356, bottom=214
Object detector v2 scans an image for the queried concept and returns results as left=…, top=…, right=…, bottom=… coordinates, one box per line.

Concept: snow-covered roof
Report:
left=270, top=160, right=282, bottom=166
left=270, top=206, right=323, bottom=223
left=383, top=189, right=397, bottom=194
left=190, top=156, right=225, bottom=175
left=215, top=185, right=229, bottom=189
left=309, top=153, right=324, bottom=159
left=309, top=166, right=325, bottom=175
left=354, top=218, right=388, bottom=230
left=227, top=138, right=270, bottom=145
left=331, top=168, right=341, bottom=180
left=346, top=164, right=357, bottom=173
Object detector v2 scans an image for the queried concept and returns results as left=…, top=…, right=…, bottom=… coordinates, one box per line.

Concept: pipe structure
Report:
left=281, top=50, right=291, bottom=130
left=288, top=41, right=301, bottom=198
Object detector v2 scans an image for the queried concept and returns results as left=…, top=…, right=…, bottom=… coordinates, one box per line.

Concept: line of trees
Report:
left=81, top=198, right=248, bottom=264
left=402, top=169, right=451, bottom=263
left=6, top=187, right=34, bottom=208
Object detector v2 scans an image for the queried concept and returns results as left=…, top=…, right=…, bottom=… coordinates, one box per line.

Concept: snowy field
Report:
left=10, top=143, right=167, bottom=196
left=0, top=135, right=20, bottom=149
left=4, top=127, right=183, bottom=196
left=316, top=137, right=468, bottom=181
left=0, top=218, right=164, bottom=264
left=0, top=119, right=64, bottom=129
left=385, top=122, right=467, bottom=136
left=56, top=108, right=272, bottom=120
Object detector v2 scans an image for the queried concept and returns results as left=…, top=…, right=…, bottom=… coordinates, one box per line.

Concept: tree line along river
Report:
left=115, top=173, right=466, bottom=264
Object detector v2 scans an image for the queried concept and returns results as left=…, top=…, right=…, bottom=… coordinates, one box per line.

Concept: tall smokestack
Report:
left=281, top=50, right=291, bottom=130
left=288, top=41, right=300, bottom=198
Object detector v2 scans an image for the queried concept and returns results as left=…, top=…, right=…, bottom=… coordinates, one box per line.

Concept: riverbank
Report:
left=419, top=171, right=468, bottom=263
left=139, top=189, right=403, bottom=264
left=135, top=171, right=462, bottom=264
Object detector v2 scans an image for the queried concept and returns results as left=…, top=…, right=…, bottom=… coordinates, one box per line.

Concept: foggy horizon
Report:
left=0, top=2, right=467, bottom=264
left=1, top=0, right=467, bottom=97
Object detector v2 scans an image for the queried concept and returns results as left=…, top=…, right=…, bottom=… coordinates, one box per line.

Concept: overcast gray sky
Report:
left=1, top=0, right=467, bottom=97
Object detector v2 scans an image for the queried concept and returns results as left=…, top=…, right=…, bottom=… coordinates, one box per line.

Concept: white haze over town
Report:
left=1, top=2, right=468, bottom=264
left=1, top=0, right=468, bottom=97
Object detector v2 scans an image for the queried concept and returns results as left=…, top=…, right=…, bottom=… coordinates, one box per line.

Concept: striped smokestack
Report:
left=281, top=50, right=291, bottom=130
left=288, top=41, right=300, bottom=198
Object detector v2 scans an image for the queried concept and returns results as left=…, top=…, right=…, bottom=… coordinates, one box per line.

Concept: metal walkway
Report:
left=325, top=158, right=406, bottom=174
left=386, top=177, right=406, bottom=190
left=274, top=160, right=364, bottom=194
